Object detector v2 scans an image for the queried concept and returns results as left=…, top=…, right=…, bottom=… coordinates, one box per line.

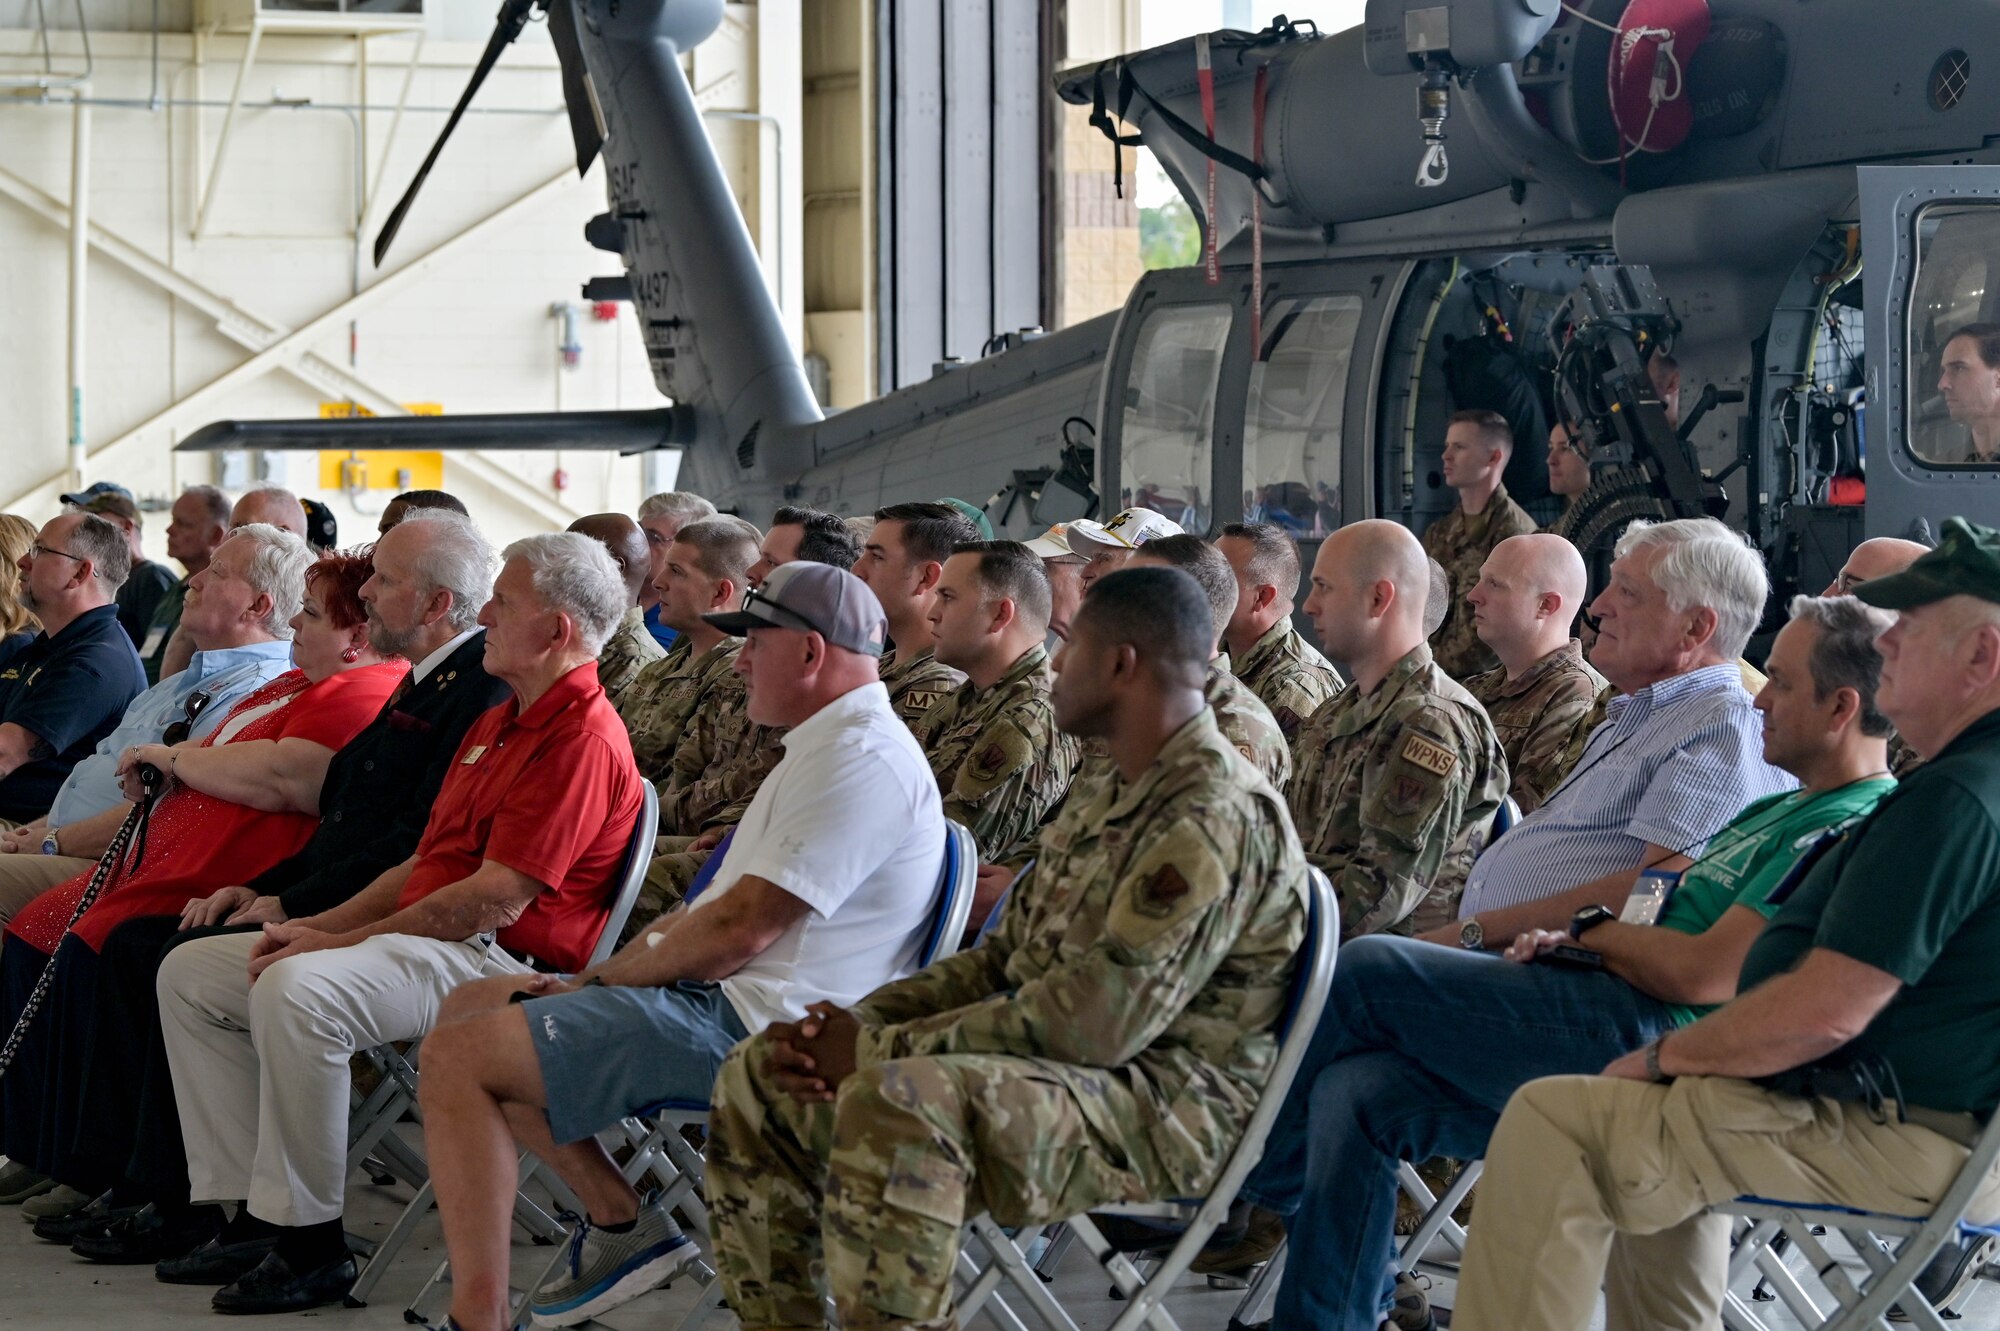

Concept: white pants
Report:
left=157, top=930, right=530, bottom=1226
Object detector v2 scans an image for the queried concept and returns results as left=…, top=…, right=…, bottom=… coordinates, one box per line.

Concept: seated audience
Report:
left=567, top=512, right=665, bottom=706
left=416, top=560, right=944, bottom=1331
left=153, top=532, right=643, bottom=1313
left=1444, top=517, right=1795, bottom=949
left=47, top=510, right=508, bottom=1262
left=377, top=488, right=469, bottom=537
left=1065, top=505, right=1183, bottom=591
left=1825, top=535, right=1931, bottom=776
left=0, top=543, right=402, bottom=1215
left=1235, top=593, right=1899, bottom=1331
left=1290, top=520, right=1508, bottom=937
left=1452, top=518, right=2000, bottom=1330
left=635, top=490, right=718, bottom=648
left=916, top=541, right=1078, bottom=860
left=746, top=505, right=859, bottom=588
left=1129, top=535, right=1292, bottom=789
left=705, top=566, right=1307, bottom=1331
left=0, top=514, right=40, bottom=669
left=1217, top=521, right=1343, bottom=740
left=1022, top=522, right=1088, bottom=646
left=0, top=525, right=302, bottom=918
left=1464, top=534, right=1609, bottom=811
left=157, top=488, right=312, bottom=684
left=69, top=489, right=178, bottom=650
left=855, top=502, right=979, bottom=726
left=136, top=487, right=233, bottom=684
left=0, top=513, right=147, bottom=827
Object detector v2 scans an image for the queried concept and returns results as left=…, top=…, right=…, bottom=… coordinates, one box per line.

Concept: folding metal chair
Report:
left=1712, top=1108, right=2000, bottom=1331
left=401, top=816, right=977, bottom=1328
left=344, top=782, right=660, bottom=1307
left=1493, top=794, right=1522, bottom=839
left=955, top=866, right=1338, bottom=1331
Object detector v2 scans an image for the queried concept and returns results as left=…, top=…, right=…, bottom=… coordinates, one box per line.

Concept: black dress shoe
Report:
left=211, top=1250, right=357, bottom=1314
left=72, top=1203, right=222, bottom=1264
left=31, top=1194, right=139, bottom=1244
left=155, top=1234, right=279, bottom=1286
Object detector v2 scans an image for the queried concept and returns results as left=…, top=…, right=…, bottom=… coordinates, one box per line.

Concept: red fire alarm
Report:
left=590, top=302, right=620, bottom=323
left=553, top=468, right=570, bottom=492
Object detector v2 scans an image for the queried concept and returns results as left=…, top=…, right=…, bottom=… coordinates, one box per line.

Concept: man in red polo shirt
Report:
left=154, top=532, right=645, bottom=1315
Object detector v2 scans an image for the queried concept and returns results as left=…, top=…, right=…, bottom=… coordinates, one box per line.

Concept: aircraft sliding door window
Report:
left=1120, top=305, right=1232, bottom=532
left=1907, top=204, right=2000, bottom=466
left=1243, top=294, right=1363, bottom=536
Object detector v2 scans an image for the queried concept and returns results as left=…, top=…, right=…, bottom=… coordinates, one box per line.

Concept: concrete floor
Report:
left=0, top=1155, right=1993, bottom=1330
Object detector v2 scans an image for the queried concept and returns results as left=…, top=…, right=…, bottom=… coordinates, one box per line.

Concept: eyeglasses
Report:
left=1831, top=572, right=1866, bottom=595
left=741, top=586, right=820, bottom=635
left=28, top=544, right=110, bottom=579
left=163, top=690, right=215, bottom=746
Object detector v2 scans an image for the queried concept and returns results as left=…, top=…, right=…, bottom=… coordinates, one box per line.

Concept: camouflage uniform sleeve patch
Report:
left=1106, top=825, right=1227, bottom=956
left=1399, top=732, right=1458, bottom=777
left=953, top=722, right=1037, bottom=798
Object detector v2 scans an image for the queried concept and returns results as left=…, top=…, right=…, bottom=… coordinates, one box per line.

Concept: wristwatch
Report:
left=39, top=827, right=59, bottom=857
left=1569, top=905, right=1617, bottom=941
left=1458, top=918, right=1484, bottom=950
left=1644, top=1034, right=1674, bottom=1083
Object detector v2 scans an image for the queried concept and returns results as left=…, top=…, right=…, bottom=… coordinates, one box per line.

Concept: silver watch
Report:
left=39, top=827, right=60, bottom=856
left=1458, top=917, right=1484, bottom=950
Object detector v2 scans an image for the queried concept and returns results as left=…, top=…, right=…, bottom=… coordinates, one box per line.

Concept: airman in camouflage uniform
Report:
left=1424, top=488, right=1537, bottom=680
left=595, top=605, right=665, bottom=709
left=705, top=708, right=1308, bottom=1331
left=880, top=644, right=964, bottom=730
left=1466, top=639, right=1608, bottom=812
left=1232, top=619, right=1344, bottom=742
left=1063, top=660, right=1292, bottom=811
left=1290, top=642, right=1509, bottom=937
left=912, top=644, right=1078, bottom=859
left=617, top=637, right=730, bottom=781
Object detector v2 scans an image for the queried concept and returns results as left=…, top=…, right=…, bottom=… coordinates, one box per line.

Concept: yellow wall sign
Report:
left=316, top=403, right=446, bottom=492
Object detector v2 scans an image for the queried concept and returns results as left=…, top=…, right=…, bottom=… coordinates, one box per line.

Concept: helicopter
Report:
left=180, top=0, right=2000, bottom=617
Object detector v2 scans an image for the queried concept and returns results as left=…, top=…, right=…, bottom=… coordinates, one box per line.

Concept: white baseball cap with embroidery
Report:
left=1023, top=524, right=1075, bottom=559
left=1065, top=507, right=1183, bottom=556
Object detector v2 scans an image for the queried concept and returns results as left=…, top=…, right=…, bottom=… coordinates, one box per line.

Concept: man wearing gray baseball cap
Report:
left=414, top=558, right=948, bottom=1331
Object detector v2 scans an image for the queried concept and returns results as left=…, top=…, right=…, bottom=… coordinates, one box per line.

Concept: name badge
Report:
left=1620, top=867, right=1682, bottom=926
left=461, top=744, right=488, bottom=765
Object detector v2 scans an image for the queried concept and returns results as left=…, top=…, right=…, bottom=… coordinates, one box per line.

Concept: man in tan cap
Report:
left=1064, top=506, right=1184, bottom=592
left=1023, top=524, right=1088, bottom=649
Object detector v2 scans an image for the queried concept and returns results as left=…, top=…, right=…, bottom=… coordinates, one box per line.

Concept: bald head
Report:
left=232, top=487, right=307, bottom=538
left=1469, top=534, right=1590, bottom=674
left=1827, top=538, right=1931, bottom=597
left=1305, top=520, right=1432, bottom=683
left=568, top=512, right=652, bottom=604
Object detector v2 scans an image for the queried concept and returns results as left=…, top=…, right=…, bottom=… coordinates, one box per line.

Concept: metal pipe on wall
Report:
left=66, top=87, right=90, bottom=488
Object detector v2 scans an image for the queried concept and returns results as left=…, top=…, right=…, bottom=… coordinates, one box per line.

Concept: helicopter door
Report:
left=1859, top=165, right=2000, bottom=541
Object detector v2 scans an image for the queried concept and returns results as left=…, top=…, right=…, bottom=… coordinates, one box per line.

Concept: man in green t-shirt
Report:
left=1454, top=517, right=2000, bottom=1331
left=1217, top=594, right=1897, bottom=1330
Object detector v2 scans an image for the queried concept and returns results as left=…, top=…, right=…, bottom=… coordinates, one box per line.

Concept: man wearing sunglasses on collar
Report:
left=0, top=527, right=302, bottom=925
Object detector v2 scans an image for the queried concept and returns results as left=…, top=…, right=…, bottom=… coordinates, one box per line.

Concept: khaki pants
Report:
left=0, top=852, right=93, bottom=924
left=1454, top=1075, right=2000, bottom=1331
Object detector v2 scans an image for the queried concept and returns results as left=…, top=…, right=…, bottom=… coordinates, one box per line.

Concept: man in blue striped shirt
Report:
left=1437, top=517, right=1796, bottom=950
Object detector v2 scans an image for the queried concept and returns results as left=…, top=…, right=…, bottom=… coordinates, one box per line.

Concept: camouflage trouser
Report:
left=706, top=1030, right=1172, bottom=1331
left=621, top=835, right=706, bottom=945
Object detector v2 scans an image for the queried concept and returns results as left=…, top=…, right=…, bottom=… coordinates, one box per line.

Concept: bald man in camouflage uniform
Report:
left=1218, top=522, right=1345, bottom=741
left=915, top=543, right=1080, bottom=858
left=1423, top=410, right=1538, bottom=680
left=569, top=512, right=666, bottom=708
left=1294, top=521, right=1509, bottom=937
left=706, top=566, right=1307, bottom=1331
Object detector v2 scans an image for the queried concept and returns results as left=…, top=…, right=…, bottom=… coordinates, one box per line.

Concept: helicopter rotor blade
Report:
left=372, top=0, right=539, bottom=268
left=545, top=0, right=604, bottom=175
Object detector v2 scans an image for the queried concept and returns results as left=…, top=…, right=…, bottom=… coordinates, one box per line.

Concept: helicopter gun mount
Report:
left=1546, top=264, right=1732, bottom=563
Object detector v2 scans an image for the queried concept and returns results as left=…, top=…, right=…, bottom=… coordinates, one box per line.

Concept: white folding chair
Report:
left=344, top=782, right=660, bottom=1307
left=1712, top=1108, right=2000, bottom=1331
left=955, top=866, right=1339, bottom=1331
left=402, top=817, right=977, bottom=1328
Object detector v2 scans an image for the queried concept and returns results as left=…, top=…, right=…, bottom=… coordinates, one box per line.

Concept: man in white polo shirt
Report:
left=415, top=560, right=945, bottom=1331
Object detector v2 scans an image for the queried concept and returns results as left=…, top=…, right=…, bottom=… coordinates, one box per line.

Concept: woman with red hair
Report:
left=0, top=548, right=405, bottom=1212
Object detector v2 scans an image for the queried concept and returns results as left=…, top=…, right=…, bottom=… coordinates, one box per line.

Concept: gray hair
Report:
left=181, top=484, right=232, bottom=528
left=1787, top=594, right=1896, bottom=738
left=638, top=492, right=717, bottom=527
left=68, top=513, right=132, bottom=592
left=502, top=532, right=628, bottom=656
left=1614, top=518, right=1770, bottom=661
left=396, top=508, right=498, bottom=632
left=226, top=523, right=312, bottom=638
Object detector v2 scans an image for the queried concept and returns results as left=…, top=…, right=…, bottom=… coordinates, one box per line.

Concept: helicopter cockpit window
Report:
left=1120, top=304, right=1231, bottom=531
left=1908, top=204, right=2000, bottom=466
left=1243, top=294, right=1362, bottom=536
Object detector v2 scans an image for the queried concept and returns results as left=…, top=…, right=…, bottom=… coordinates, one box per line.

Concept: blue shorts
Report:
left=524, top=981, right=750, bottom=1145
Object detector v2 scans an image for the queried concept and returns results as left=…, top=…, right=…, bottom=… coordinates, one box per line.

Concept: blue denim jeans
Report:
left=1239, top=935, right=1675, bottom=1330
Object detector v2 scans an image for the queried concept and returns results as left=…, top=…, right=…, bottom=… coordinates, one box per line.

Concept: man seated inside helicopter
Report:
left=1928, top=322, right=2000, bottom=465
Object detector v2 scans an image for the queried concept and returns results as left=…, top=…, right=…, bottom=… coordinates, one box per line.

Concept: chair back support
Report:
left=1493, top=794, right=1522, bottom=841
left=917, top=820, right=978, bottom=968
left=587, top=781, right=659, bottom=968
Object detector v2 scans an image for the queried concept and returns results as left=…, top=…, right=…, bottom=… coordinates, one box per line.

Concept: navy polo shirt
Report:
left=0, top=604, right=147, bottom=821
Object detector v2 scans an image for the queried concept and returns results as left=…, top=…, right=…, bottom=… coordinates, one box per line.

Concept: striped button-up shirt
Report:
left=1457, top=662, right=1797, bottom=918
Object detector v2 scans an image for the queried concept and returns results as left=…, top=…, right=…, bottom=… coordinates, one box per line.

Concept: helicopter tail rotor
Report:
left=372, top=0, right=540, bottom=268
